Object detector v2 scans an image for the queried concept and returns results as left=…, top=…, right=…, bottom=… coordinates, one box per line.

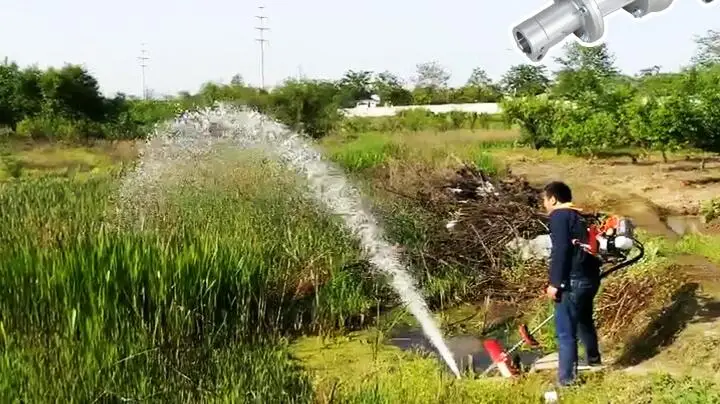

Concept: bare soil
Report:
left=493, top=150, right=720, bottom=380
left=499, top=151, right=720, bottom=238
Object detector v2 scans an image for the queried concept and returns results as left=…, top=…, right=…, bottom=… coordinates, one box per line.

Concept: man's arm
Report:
left=548, top=210, right=572, bottom=288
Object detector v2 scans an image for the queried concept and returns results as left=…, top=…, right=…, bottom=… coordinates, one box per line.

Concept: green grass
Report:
left=1, top=135, right=719, bottom=401
left=321, top=130, right=517, bottom=173
left=0, top=156, right=380, bottom=401
left=675, top=234, right=720, bottom=264
left=291, top=330, right=720, bottom=404
left=0, top=139, right=135, bottom=179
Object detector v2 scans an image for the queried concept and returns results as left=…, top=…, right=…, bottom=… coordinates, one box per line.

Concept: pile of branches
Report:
left=427, top=166, right=547, bottom=262
left=391, top=164, right=550, bottom=300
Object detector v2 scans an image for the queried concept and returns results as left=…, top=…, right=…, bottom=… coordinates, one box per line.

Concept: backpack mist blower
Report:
left=481, top=215, right=645, bottom=378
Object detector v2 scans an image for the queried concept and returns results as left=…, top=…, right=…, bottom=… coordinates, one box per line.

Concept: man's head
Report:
left=542, top=181, right=572, bottom=212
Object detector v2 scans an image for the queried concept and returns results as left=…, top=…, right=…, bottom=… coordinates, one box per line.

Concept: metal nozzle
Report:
left=512, top=0, right=688, bottom=62
left=512, top=0, right=605, bottom=62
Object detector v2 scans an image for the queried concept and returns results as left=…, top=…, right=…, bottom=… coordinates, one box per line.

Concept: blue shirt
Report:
left=548, top=206, right=601, bottom=288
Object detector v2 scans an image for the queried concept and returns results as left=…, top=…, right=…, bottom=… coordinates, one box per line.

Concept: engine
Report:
left=595, top=215, right=635, bottom=258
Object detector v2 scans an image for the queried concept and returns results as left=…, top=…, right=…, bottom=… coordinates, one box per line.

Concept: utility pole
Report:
left=255, top=6, right=269, bottom=89
left=138, top=44, right=149, bottom=100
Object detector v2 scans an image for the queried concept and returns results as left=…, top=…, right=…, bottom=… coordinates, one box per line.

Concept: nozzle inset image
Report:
left=512, top=0, right=684, bottom=61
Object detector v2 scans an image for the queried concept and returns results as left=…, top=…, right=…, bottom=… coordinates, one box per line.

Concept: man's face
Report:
left=542, top=192, right=556, bottom=213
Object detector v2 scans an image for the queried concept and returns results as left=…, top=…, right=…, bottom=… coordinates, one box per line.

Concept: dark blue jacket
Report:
left=548, top=206, right=601, bottom=288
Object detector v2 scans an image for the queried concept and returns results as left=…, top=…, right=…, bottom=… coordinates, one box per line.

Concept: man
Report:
left=542, top=181, right=602, bottom=387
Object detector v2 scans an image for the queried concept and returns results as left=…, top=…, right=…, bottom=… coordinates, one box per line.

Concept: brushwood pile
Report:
left=408, top=165, right=551, bottom=300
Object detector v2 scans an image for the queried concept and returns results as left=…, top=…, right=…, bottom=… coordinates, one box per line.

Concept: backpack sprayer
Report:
left=513, top=0, right=714, bottom=62
left=481, top=214, right=645, bottom=378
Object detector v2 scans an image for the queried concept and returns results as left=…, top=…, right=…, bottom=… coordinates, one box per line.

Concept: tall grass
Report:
left=322, top=130, right=516, bottom=174
left=0, top=158, right=383, bottom=401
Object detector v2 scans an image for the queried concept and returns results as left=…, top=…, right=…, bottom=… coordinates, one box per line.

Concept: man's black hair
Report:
left=543, top=181, right=572, bottom=203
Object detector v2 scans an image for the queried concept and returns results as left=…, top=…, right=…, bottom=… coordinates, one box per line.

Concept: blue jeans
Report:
left=554, top=278, right=601, bottom=385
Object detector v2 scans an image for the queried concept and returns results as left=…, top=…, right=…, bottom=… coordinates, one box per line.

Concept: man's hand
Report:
left=546, top=285, right=559, bottom=300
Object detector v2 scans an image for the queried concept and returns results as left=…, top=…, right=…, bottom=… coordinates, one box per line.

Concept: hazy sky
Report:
left=2, top=0, right=717, bottom=97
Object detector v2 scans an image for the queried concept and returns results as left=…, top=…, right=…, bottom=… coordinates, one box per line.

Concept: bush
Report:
left=266, top=79, right=343, bottom=139
left=701, top=198, right=720, bottom=222
left=501, top=97, right=559, bottom=150
left=499, top=67, right=720, bottom=159
left=339, top=111, right=504, bottom=134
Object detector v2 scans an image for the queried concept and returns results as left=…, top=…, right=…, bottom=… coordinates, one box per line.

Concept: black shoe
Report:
left=587, top=356, right=602, bottom=367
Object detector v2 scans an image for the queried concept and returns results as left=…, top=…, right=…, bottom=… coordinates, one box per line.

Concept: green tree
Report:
left=555, top=42, right=618, bottom=75
left=628, top=96, right=704, bottom=162
left=413, top=61, right=450, bottom=89
left=552, top=42, right=618, bottom=98
left=466, top=67, right=491, bottom=87
left=691, top=29, right=720, bottom=66
left=451, top=67, right=503, bottom=103
left=15, top=66, right=44, bottom=120
left=0, top=61, right=21, bottom=128
left=501, top=96, right=559, bottom=149
left=230, top=74, right=245, bottom=86
left=337, top=70, right=373, bottom=107
left=40, top=65, right=107, bottom=122
left=371, top=71, right=412, bottom=106
left=412, top=61, right=451, bottom=104
left=500, top=64, right=550, bottom=96
left=268, top=79, right=341, bottom=139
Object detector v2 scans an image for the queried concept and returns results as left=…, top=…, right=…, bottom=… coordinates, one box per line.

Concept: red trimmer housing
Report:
left=482, top=339, right=520, bottom=378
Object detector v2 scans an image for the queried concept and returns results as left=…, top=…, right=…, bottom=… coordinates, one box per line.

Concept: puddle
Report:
left=388, top=328, right=544, bottom=374
left=664, top=215, right=706, bottom=236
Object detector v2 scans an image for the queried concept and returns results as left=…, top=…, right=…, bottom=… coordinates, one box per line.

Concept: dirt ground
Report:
left=498, top=151, right=720, bottom=238
left=621, top=254, right=720, bottom=381
left=494, top=150, right=720, bottom=381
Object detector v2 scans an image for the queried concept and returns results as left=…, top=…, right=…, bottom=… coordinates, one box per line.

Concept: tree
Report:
left=552, top=42, right=619, bottom=98
left=336, top=70, right=373, bottom=107
left=628, top=95, right=704, bottom=162
left=466, top=67, right=491, bottom=87
left=371, top=71, right=412, bottom=106
left=230, top=74, right=245, bottom=86
left=268, top=79, right=341, bottom=138
left=40, top=65, right=107, bottom=122
left=691, top=29, right=720, bottom=66
left=500, top=64, right=550, bottom=96
left=0, top=61, right=21, bottom=128
left=554, top=42, right=618, bottom=76
left=414, top=61, right=450, bottom=89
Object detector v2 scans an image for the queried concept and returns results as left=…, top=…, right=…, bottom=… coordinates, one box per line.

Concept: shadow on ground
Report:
left=614, top=282, right=720, bottom=367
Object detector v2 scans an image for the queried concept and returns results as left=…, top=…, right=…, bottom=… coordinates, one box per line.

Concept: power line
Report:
left=255, top=6, right=269, bottom=89
left=138, top=44, right=150, bottom=100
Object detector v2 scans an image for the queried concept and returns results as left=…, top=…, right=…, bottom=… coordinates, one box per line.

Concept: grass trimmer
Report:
left=482, top=215, right=646, bottom=377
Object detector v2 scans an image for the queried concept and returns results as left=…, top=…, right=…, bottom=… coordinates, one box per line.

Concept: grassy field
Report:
left=1, top=130, right=719, bottom=402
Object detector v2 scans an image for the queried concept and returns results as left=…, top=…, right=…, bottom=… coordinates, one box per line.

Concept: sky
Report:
left=2, top=0, right=717, bottom=97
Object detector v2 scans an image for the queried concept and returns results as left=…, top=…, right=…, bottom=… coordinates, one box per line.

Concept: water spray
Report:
left=121, top=105, right=462, bottom=379
left=513, top=0, right=715, bottom=61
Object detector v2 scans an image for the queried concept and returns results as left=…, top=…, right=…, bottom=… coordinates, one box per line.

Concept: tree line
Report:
left=0, top=29, right=718, bottom=143
left=503, top=30, right=720, bottom=164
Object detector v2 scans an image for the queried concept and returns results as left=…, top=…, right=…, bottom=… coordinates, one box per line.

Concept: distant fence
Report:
left=341, top=103, right=502, bottom=117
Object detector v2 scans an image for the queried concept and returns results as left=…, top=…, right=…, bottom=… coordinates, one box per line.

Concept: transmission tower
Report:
left=255, top=6, right=269, bottom=89
left=138, top=44, right=150, bottom=100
